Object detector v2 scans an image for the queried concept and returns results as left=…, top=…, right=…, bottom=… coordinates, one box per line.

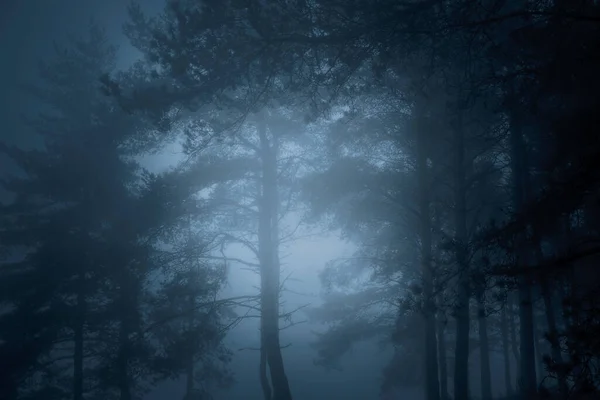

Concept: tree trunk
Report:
left=539, top=215, right=571, bottom=374
left=258, top=167, right=273, bottom=400
left=501, top=306, right=514, bottom=397
left=554, top=217, right=571, bottom=334
left=257, top=115, right=292, bottom=400
left=533, top=319, right=545, bottom=383
left=540, top=278, right=569, bottom=398
left=509, top=102, right=537, bottom=400
left=516, top=198, right=537, bottom=400
left=538, top=218, right=570, bottom=399
left=259, top=338, right=272, bottom=400
left=416, top=108, right=440, bottom=400
left=477, top=296, right=493, bottom=400
left=509, top=294, right=520, bottom=368
left=437, top=315, right=449, bottom=400
left=452, top=112, right=470, bottom=400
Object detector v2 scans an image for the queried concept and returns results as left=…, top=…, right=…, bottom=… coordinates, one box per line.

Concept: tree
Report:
left=0, top=22, right=235, bottom=400
left=97, top=1, right=600, bottom=399
left=0, top=23, right=136, bottom=400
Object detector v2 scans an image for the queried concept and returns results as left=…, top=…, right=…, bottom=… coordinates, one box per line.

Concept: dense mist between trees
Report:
left=1, top=1, right=600, bottom=400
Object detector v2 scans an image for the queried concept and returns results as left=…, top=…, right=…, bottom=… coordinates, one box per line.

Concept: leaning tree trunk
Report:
left=416, top=107, right=440, bottom=400
left=257, top=115, right=292, bottom=400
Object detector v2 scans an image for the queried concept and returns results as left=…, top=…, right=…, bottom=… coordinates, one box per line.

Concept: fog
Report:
left=141, top=148, right=373, bottom=399
left=2, top=1, right=599, bottom=400
left=1, top=3, right=382, bottom=398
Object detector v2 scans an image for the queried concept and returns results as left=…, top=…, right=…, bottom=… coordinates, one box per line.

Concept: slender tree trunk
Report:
left=509, top=294, right=521, bottom=367
left=556, top=216, right=572, bottom=333
left=433, top=209, right=448, bottom=400
left=437, top=314, right=449, bottom=400
left=509, top=102, right=537, bottom=399
left=508, top=293, right=522, bottom=393
left=259, top=338, right=272, bottom=400
left=73, top=273, right=85, bottom=400
left=540, top=278, right=569, bottom=398
left=477, top=296, right=492, bottom=400
left=258, top=164, right=273, bottom=400
left=540, top=217, right=571, bottom=399
left=533, top=319, right=545, bottom=383
left=416, top=108, right=440, bottom=400
left=523, top=144, right=575, bottom=397
left=257, top=115, right=292, bottom=400
left=516, top=208, right=537, bottom=400
left=452, top=113, right=470, bottom=400
left=501, top=306, right=514, bottom=396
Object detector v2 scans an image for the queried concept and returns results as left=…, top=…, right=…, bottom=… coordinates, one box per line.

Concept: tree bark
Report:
left=259, top=339, right=272, bottom=400
left=257, top=114, right=292, bottom=400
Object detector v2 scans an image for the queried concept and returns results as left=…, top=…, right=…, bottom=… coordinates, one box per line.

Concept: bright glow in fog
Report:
left=138, top=135, right=354, bottom=316
left=138, top=137, right=354, bottom=306
left=139, top=137, right=378, bottom=400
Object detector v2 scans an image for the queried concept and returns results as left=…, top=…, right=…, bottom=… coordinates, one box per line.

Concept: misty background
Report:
left=2, top=1, right=599, bottom=400
left=0, top=2, right=385, bottom=399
